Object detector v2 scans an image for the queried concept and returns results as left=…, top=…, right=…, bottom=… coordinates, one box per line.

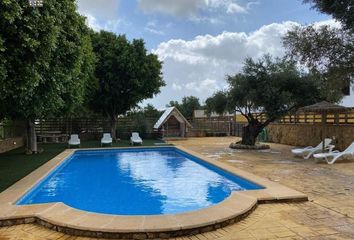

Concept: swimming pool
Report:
left=17, top=147, right=263, bottom=215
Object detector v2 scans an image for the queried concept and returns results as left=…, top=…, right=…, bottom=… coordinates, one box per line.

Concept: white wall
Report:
left=341, top=83, right=354, bottom=107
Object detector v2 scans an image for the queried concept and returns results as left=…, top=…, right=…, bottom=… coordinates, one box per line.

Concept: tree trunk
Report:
left=110, top=117, right=117, bottom=140
left=26, top=119, right=38, bottom=153
left=240, top=121, right=263, bottom=146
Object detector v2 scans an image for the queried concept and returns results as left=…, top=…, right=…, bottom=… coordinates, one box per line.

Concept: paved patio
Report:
left=1, top=137, right=354, bottom=239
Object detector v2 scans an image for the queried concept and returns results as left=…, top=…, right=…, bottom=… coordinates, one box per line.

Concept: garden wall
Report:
left=0, top=137, right=24, bottom=153
left=267, top=123, right=354, bottom=151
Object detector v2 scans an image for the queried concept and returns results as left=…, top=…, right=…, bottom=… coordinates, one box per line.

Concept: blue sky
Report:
left=77, top=0, right=354, bottom=108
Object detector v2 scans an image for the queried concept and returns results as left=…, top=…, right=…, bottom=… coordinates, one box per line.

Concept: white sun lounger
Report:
left=130, top=132, right=143, bottom=145
left=291, top=138, right=333, bottom=159
left=101, top=133, right=112, bottom=146
left=68, top=134, right=80, bottom=148
left=314, top=141, right=354, bottom=164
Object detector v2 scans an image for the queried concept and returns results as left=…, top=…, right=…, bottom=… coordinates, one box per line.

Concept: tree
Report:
left=0, top=0, right=95, bottom=153
left=90, top=31, right=164, bottom=139
left=167, top=101, right=181, bottom=110
left=180, top=96, right=201, bottom=118
left=205, top=91, right=228, bottom=116
left=226, top=55, right=321, bottom=146
left=167, top=96, right=201, bottom=119
left=283, top=0, right=354, bottom=101
left=283, top=24, right=354, bottom=101
left=142, top=104, right=162, bottom=118
left=126, top=104, right=162, bottom=138
left=127, top=104, right=162, bottom=119
left=304, top=0, right=354, bottom=31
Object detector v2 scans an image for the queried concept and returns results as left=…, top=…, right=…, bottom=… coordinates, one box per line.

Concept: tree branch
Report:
left=235, top=106, right=250, bottom=121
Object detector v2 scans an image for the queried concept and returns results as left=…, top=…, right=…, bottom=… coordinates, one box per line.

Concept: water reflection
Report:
left=18, top=149, right=256, bottom=215
left=117, top=151, right=239, bottom=213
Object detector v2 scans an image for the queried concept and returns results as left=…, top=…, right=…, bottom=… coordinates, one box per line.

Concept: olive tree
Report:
left=283, top=25, right=353, bottom=101
left=283, top=0, right=354, bottom=100
left=304, top=0, right=354, bottom=31
left=222, top=55, right=320, bottom=146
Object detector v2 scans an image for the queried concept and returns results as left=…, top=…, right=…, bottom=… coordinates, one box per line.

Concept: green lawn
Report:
left=0, top=139, right=167, bottom=193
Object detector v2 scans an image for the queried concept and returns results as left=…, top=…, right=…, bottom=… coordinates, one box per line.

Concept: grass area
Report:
left=0, top=139, right=167, bottom=193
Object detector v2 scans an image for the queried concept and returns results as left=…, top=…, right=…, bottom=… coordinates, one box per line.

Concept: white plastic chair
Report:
left=101, top=133, right=112, bottom=146
left=68, top=134, right=80, bottom=148
left=314, top=142, right=354, bottom=164
left=130, top=132, right=143, bottom=145
left=291, top=138, right=333, bottom=159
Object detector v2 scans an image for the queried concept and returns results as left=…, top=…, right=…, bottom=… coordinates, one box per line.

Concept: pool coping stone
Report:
left=0, top=145, right=307, bottom=238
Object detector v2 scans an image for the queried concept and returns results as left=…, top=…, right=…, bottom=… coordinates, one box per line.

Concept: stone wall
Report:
left=266, top=124, right=354, bottom=151
left=0, top=137, right=24, bottom=153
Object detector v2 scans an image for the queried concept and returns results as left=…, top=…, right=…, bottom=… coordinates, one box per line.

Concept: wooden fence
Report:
left=35, top=117, right=160, bottom=140
left=0, top=121, right=25, bottom=140
left=274, top=110, right=354, bottom=124
left=189, top=117, right=245, bottom=137
left=6, top=110, right=352, bottom=142
left=34, top=117, right=246, bottom=141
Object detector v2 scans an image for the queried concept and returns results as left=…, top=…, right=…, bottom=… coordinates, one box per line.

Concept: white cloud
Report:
left=147, top=19, right=341, bottom=108
left=146, top=21, right=300, bottom=107
left=189, top=15, right=224, bottom=25
left=246, top=1, right=260, bottom=10
left=226, top=3, right=247, bottom=14
left=155, top=21, right=297, bottom=64
left=144, top=21, right=165, bottom=35
left=172, top=83, right=183, bottom=91
left=137, top=0, right=248, bottom=18
left=208, top=0, right=247, bottom=13
left=82, top=13, right=126, bottom=32
left=84, top=14, right=102, bottom=32
left=138, top=0, right=204, bottom=17
left=185, top=79, right=220, bottom=94
left=77, top=0, right=120, bottom=20
left=76, top=0, right=126, bottom=32
left=313, top=19, right=341, bottom=29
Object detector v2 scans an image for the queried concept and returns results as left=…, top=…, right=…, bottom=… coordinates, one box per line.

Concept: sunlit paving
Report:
left=0, top=0, right=353, bottom=239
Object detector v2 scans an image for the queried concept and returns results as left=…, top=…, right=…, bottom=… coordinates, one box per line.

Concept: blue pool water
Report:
left=17, top=148, right=263, bottom=215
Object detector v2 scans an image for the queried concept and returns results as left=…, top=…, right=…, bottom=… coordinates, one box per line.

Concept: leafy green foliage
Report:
left=283, top=24, right=353, bottom=100
left=128, top=104, right=162, bottom=119
left=167, top=96, right=201, bottom=119
left=228, top=55, right=320, bottom=121
left=0, top=0, right=95, bottom=119
left=126, top=104, right=162, bottom=137
left=304, top=0, right=354, bottom=31
left=90, top=31, right=165, bottom=121
left=0, top=0, right=95, bottom=151
left=205, top=91, right=228, bottom=116
left=221, top=55, right=321, bottom=145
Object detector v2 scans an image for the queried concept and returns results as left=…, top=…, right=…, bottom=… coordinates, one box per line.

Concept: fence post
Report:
left=334, top=113, right=339, bottom=125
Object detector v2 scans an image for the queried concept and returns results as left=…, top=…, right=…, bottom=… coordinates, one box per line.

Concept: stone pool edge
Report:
left=0, top=146, right=308, bottom=239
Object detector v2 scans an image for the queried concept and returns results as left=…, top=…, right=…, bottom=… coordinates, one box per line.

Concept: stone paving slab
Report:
left=1, top=137, right=354, bottom=239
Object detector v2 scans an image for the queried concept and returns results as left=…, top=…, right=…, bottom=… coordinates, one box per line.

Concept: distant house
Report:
left=341, top=82, right=354, bottom=107
left=153, top=107, right=192, bottom=138
left=193, top=110, right=234, bottom=118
